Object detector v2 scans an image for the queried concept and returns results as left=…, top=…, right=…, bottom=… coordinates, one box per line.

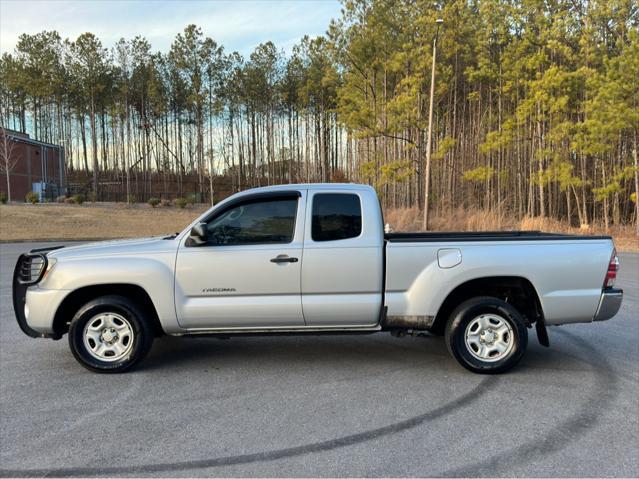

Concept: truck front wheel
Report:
left=445, top=296, right=528, bottom=374
left=68, top=295, right=154, bottom=373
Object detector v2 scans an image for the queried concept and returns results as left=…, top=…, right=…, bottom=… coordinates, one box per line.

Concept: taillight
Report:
left=604, top=249, right=619, bottom=289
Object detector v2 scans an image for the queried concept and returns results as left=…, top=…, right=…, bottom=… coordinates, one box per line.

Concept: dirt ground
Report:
left=0, top=202, right=637, bottom=251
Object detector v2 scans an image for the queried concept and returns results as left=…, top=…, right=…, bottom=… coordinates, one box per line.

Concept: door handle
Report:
left=270, top=255, right=298, bottom=264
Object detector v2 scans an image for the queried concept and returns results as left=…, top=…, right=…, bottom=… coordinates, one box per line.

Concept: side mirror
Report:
left=187, top=222, right=207, bottom=246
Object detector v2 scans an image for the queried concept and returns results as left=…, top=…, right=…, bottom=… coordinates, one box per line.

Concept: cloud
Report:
left=0, top=0, right=341, bottom=55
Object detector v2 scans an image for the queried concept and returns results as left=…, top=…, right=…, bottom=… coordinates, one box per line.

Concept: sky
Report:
left=0, top=0, right=343, bottom=56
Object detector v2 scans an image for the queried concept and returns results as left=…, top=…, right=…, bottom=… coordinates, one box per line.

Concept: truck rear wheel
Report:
left=445, top=296, right=527, bottom=374
left=68, top=295, right=154, bottom=373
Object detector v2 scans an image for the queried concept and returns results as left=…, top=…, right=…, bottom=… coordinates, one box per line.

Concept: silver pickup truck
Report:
left=13, top=183, right=623, bottom=374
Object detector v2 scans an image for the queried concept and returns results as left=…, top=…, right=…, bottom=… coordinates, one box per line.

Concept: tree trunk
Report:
left=633, top=139, right=639, bottom=236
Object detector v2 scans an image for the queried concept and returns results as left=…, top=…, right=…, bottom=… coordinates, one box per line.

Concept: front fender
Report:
left=40, top=254, right=181, bottom=333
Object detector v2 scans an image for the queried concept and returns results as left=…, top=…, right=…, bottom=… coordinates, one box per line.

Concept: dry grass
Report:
left=518, top=216, right=639, bottom=252
left=384, top=206, right=638, bottom=252
left=1, top=203, right=636, bottom=252
left=385, top=206, right=516, bottom=232
left=0, top=203, right=208, bottom=242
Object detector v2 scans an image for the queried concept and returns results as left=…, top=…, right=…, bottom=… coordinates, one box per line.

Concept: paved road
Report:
left=0, top=242, right=637, bottom=477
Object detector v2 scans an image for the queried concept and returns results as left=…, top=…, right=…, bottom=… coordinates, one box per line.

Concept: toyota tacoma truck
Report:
left=12, top=183, right=623, bottom=374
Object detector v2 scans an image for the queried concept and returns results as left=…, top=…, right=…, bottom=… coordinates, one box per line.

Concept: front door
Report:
left=174, top=191, right=306, bottom=329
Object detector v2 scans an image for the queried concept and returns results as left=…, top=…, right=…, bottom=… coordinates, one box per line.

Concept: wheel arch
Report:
left=53, top=284, right=163, bottom=337
left=431, top=276, right=544, bottom=335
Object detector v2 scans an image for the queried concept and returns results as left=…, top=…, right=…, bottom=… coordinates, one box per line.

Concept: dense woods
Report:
left=1, top=0, right=637, bottom=231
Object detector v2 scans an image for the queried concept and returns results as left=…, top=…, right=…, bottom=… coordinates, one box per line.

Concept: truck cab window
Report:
left=312, top=193, right=362, bottom=241
left=207, top=198, right=297, bottom=245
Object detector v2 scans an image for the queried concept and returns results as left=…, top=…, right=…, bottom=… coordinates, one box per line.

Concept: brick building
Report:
left=0, top=129, right=65, bottom=202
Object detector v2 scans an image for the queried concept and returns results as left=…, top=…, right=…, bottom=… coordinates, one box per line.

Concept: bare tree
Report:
left=0, top=127, right=19, bottom=202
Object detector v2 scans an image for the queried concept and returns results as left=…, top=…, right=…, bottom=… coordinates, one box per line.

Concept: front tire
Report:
left=68, top=295, right=154, bottom=373
left=445, top=296, right=528, bottom=374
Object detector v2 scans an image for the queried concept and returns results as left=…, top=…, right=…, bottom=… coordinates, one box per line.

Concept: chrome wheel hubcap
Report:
left=464, top=313, right=514, bottom=362
left=83, top=313, right=134, bottom=362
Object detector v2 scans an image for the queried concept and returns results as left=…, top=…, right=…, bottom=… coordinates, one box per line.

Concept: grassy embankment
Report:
left=0, top=203, right=637, bottom=252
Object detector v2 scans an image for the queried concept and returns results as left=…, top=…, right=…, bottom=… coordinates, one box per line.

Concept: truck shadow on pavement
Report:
left=138, top=332, right=452, bottom=372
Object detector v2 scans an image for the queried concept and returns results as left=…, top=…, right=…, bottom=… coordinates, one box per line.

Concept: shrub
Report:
left=160, top=199, right=172, bottom=208
left=73, top=194, right=85, bottom=205
left=56, top=195, right=67, bottom=203
left=186, top=193, right=197, bottom=205
left=64, top=196, right=76, bottom=204
left=175, top=198, right=188, bottom=209
left=25, top=191, right=39, bottom=204
left=148, top=197, right=160, bottom=208
left=0, top=192, right=7, bottom=204
left=88, top=192, right=97, bottom=202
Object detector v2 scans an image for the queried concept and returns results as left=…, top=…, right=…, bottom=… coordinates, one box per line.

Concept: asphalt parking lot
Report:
left=0, top=241, right=637, bottom=477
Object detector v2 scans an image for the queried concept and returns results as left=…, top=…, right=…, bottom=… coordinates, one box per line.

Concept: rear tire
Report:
left=445, top=296, right=527, bottom=374
left=68, top=295, right=154, bottom=373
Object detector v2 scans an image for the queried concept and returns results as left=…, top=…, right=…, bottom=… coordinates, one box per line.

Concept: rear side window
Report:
left=312, top=193, right=362, bottom=242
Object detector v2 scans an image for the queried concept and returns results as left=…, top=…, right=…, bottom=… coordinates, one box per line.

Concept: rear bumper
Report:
left=593, top=288, right=623, bottom=322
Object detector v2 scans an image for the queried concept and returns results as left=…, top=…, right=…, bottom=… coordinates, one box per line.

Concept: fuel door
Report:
left=437, top=248, right=462, bottom=269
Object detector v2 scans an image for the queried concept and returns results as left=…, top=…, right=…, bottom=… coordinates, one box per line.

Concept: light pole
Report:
left=423, top=18, right=443, bottom=231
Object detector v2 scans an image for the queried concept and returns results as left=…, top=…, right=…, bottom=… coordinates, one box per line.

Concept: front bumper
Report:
left=13, top=254, right=43, bottom=338
left=12, top=247, right=65, bottom=339
left=593, top=288, right=623, bottom=322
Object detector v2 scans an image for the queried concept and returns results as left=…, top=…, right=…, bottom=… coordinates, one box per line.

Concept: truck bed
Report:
left=385, top=231, right=612, bottom=242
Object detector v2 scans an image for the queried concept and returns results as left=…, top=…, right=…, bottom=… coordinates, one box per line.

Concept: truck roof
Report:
left=236, top=183, right=375, bottom=195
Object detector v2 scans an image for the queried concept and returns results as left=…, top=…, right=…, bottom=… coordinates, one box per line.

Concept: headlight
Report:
left=41, top=258, right=57, bottom=280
